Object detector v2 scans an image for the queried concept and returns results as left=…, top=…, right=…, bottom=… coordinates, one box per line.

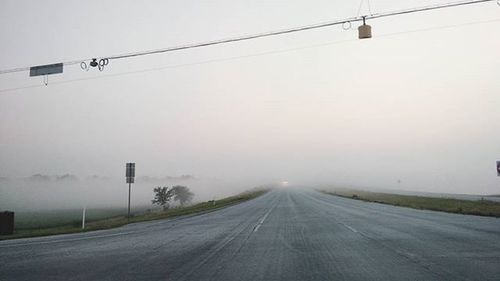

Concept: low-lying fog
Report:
left=0, top=174, right=261, bottom=211
left=1, top=0, right=499, bottom=212
left=1, top=162, right=498, bottom=212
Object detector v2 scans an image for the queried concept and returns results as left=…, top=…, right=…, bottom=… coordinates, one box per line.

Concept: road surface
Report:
left=1, top=189, right=500, bottom=280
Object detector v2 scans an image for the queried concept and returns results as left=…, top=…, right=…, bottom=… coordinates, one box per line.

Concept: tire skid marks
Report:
left=302, top=192, right=361, bottom=234
left=206, top=195, right=282, bottom=279
left=0, top=230, right=140, bottom=248
left=0, top=198, right=262, bottom=248
left=282, top=190, right=340, bottom=280
left=253, top=204, right=276, bottom=233
left=175, top=192, right=279, bottom=281
left=304, top=190, right=462, bottom=280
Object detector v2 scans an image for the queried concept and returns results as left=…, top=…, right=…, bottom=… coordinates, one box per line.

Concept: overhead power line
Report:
left=2, top=17, right=499, bottom=95
left=0, top=18, right=499, bottom=95
left=0, top=0, right=496, bottom=75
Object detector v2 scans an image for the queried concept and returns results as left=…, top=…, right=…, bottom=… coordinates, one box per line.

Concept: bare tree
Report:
left=171, top=185, right=194, bottom=206
left=152, top=187, right=175, bottom=210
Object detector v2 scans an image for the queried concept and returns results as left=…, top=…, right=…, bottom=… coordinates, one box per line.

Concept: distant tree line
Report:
left=140, top=175, right=196, bottom=183
left=152, top=185, right=194, bottom=210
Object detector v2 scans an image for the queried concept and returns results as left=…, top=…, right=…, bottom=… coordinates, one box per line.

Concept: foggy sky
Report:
left=1, top=0, right=500, bottom=209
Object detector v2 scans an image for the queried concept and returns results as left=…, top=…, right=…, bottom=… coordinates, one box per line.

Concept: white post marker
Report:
left=82, top=207, right=86, bottom=230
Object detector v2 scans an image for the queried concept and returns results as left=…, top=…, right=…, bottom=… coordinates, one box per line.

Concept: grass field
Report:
left=1, top=188, right=269, bottom=240
left=14, top=207, right=146, bottom=230
left=321, top=189, right=500, bottom=217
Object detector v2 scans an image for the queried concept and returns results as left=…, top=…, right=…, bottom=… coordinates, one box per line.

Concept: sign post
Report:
left=126, top=163, right=135, bottom=223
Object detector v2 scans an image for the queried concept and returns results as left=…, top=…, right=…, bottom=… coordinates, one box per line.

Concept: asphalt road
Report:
left=1, top=189, right=500, bottom=281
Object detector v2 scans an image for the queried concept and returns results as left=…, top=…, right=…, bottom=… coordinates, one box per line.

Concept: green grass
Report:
left=14, top=208, right=139, bottom=230
left=321, top=189, right=500, bottom=217
left=0, top=188, right=269, bottom=240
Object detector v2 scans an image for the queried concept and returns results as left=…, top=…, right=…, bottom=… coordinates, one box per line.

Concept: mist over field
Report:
left=1, top=0, right=500, bottom=212
left=1, top=159, right=499, bottom=213
left=0, top=174, right=257, bottom=212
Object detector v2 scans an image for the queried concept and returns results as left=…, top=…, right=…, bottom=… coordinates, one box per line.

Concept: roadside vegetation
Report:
left=322, top=189, right=500, bottom=217
left=0, top=188, right=269, bottom=240
left=152, top=185, right=194, bottom=210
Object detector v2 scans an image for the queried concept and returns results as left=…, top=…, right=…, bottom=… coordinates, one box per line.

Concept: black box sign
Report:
left=0, top=211, right=14, bottom=235
left=126, top=163, right=135, bottom=178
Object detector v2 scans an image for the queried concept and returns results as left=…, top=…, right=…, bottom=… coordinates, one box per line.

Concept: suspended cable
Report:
left=369, top=0, right=493, bottom=20
left=2, top=17, right=499, bottom=95
left=97, top=0, right=499, bottom=61
left=0, top=0, right=495, bottom=75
